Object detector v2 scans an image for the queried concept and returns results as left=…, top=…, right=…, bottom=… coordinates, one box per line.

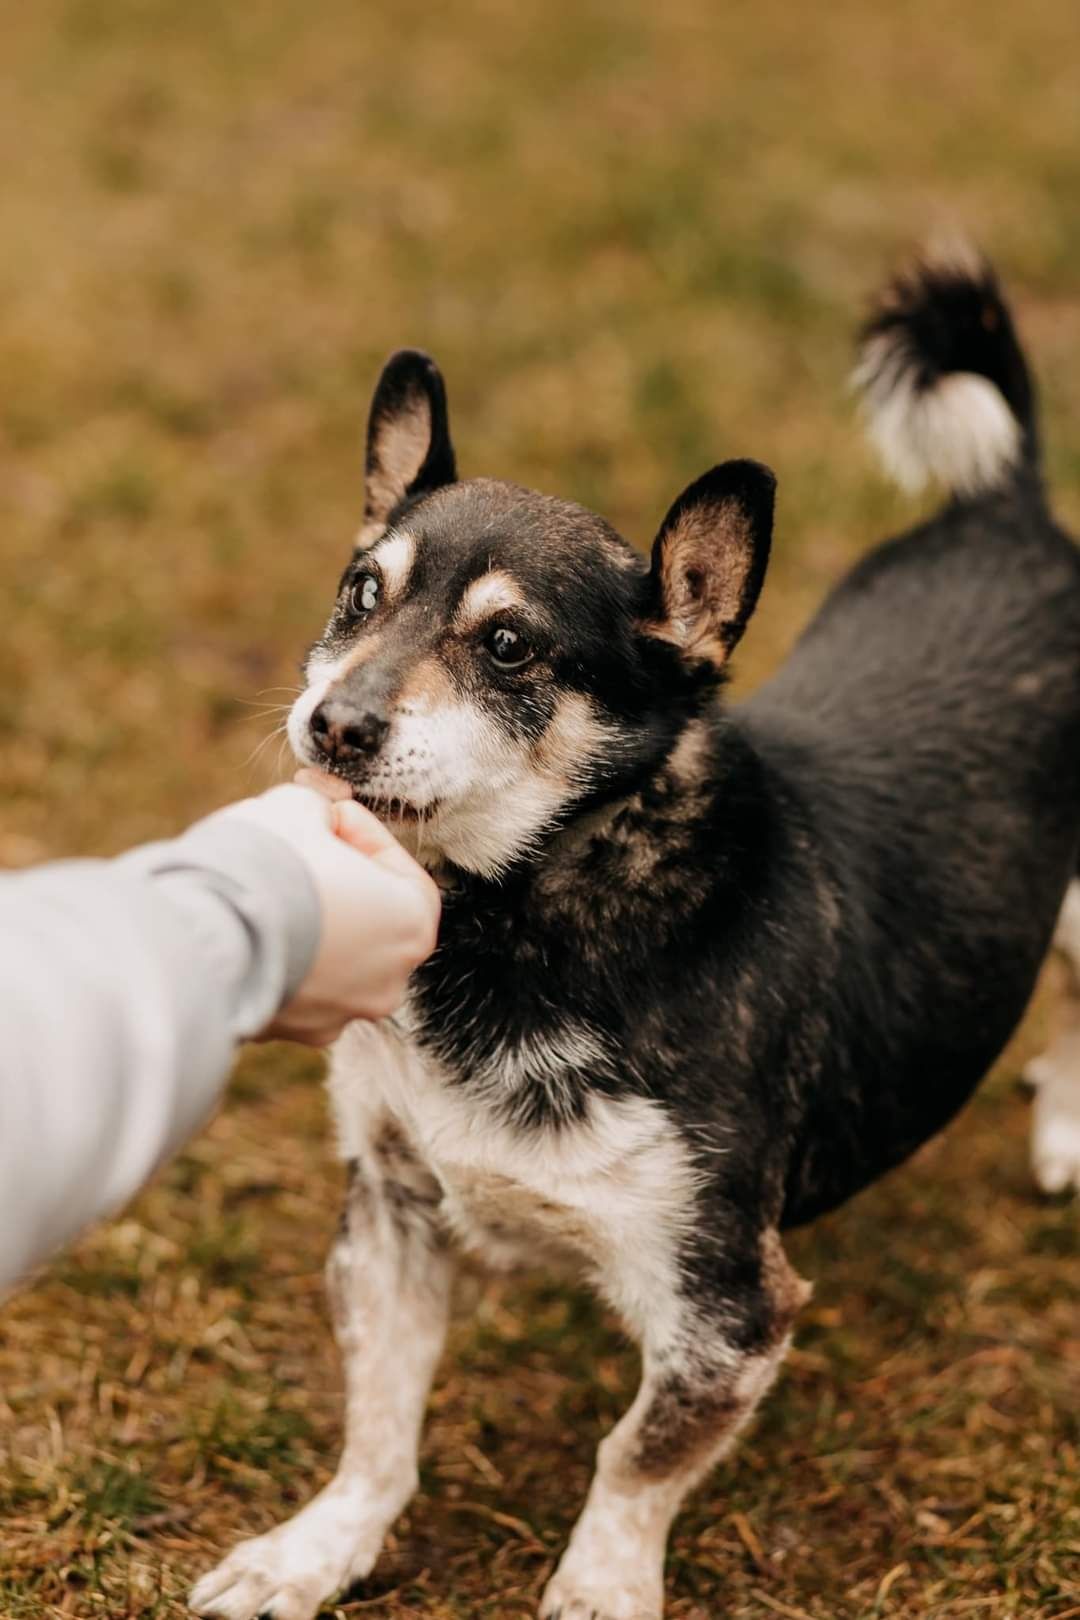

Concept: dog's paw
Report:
left=1032, top=1103, right=1080, bottom=1194
left=542, top=1608, right=658, bottom=1620
left=189, top=1513, right=381, bottom=1620
left=189, top=1541, right=346, bottom=1620
left=1030, top=1063, right=1080, bottom=1196
left=1022, top=1053, right=1055, bottom=1090
left=540, top=1574, right=661, bottom=1620
left=189, top=1554, right=322, bottom=1620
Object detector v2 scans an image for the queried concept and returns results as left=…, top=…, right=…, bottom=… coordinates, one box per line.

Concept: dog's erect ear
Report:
left=360, top=349, right=456, bottom=543
left=642, top=459, right=775, bottom=666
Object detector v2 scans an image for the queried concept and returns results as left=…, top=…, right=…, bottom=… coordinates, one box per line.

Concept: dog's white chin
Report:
left=365, top=787, right=561, bottom=879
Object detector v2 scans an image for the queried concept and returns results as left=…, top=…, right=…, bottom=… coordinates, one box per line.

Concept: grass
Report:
left=2, top=0, right=1080, bottom=1615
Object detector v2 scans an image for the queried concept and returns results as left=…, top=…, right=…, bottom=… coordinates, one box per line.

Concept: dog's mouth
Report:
left=309, top=755, right=442, bottom=827
left=350, top=790, right=437, bottom=825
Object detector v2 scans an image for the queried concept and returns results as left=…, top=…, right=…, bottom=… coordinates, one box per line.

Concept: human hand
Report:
left=216, top=782, right=440, bottom=1045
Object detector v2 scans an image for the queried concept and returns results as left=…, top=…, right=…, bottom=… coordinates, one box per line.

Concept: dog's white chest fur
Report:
left=327, top=1016, right=697, bottom=1336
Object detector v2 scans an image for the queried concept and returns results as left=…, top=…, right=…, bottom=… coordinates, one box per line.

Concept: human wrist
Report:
left=118, top=818, right=321, bottom=1027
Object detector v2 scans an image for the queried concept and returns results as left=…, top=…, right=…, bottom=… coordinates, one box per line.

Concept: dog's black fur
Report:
left=194, top=251, right=1080, bottom=1620
left=404, top=262, right=1080, bottom=1319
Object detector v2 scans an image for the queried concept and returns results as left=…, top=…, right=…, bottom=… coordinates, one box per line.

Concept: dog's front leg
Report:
left=541, top=1230, right=808, bottom=1620
left=190, top=1120, right=451, bottom=1620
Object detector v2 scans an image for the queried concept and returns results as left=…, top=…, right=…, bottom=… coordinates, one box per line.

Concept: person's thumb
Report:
left=330, top=798, right=396, bottom=857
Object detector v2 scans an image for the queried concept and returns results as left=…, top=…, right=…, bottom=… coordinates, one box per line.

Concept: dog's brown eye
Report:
left=349, top=574, right=380, bottom=616
left=485, top=625, right=533, bottom=669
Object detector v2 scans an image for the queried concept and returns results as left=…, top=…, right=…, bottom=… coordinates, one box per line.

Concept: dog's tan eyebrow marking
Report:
left=369, top=531, right=416, bottom=599
left=453, top=570, right=526, bottom=631
left=308, top=638, right=382, bottom=684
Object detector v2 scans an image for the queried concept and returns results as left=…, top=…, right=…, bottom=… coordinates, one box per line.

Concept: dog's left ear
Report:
left=360, top=349, right=457, bottom=544
left=642, top=459, right=775, bottom=666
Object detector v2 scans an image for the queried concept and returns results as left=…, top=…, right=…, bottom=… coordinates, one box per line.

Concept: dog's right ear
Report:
left=360, top=350, right=456, bottom=545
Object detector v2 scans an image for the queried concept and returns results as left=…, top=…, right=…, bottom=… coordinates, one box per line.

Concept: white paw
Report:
left=540, top=1572, right=661, bottom=1620
left=1022, top=1053, right=1056, bottom=1089
left=1032, top=1102, right=1080, bottom=1194
left=189, top=1500, right=385, bottom=1620
left=1030, top=1063, right=1080, bottom=1195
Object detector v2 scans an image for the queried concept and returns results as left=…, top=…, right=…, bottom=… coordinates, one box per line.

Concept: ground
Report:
left=1, top=1, right=1079, bottom=1616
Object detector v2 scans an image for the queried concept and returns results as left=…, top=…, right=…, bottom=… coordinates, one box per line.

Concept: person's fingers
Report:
left=293, top=773, right=432, bottom=871
left=333, top=801, right=437, bottom=879
left=294, top=766, right=352, bottom=802
left=331, top=804, right=442, bottom=925
left=297, top=778, right=438, bottom=891
left=330, top=798, right=405, bottom=856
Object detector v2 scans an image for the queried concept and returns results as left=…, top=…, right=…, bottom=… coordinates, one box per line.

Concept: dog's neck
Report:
left=439, top=711, right=772, bottom=936
left=407, top=707, right=780, bottom=1104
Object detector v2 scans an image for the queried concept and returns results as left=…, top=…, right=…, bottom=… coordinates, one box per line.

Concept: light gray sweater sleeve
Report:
left=0, top=819, right=320, bottom=1293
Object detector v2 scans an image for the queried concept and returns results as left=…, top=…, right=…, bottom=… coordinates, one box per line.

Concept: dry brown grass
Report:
left=2, top=0, right=1079, bottom=1615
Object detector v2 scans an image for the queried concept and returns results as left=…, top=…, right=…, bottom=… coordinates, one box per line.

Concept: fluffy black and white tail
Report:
left=853, top=243, right=1038, bottom=498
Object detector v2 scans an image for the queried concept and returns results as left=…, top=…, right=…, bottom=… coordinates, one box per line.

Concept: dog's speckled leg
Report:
left=190, top=1123, right=450, bottom=1620
left=540, top=1231, right=809, bottom=1620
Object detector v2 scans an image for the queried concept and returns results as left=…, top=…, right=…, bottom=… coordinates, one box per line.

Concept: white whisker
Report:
left=242, top=722, right=288, bottom=772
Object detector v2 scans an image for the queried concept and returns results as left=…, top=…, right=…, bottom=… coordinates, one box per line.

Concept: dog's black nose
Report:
left=310, top=701, right=389, bottom=762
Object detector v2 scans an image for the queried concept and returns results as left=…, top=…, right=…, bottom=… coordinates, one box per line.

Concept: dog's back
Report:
left=740, top=249, right=1080, bottom=1222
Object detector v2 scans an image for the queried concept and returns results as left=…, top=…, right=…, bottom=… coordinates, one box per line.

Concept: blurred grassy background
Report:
left=1, top=0, right=1078, bottom=1616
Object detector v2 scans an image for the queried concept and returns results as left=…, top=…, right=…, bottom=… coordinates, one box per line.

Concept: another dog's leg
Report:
left=190, top=1120, right=450, bottom=1620
left=541, top=1231, right=809, bottom=1620
left=1028, top=879, right=1080, bottom=1194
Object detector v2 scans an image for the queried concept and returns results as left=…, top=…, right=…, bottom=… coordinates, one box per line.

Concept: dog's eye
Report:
left=349, top=574, right=380, bottom=616
left=484, top=625, right=533, bottom=670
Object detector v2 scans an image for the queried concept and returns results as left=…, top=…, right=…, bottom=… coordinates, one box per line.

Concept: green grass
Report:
left=2, top=0, right=1080, bottom=1615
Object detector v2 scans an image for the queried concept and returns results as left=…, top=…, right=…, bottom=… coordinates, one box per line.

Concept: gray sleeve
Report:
left=0, top=819, right=320, bottom=1293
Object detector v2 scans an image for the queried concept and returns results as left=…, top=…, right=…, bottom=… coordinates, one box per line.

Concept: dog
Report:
left=191, top=247, right=1080, bottom=1620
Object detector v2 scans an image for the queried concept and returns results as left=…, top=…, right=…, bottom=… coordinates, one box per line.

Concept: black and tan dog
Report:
left=192, top=249, right=1080, bottom=1620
